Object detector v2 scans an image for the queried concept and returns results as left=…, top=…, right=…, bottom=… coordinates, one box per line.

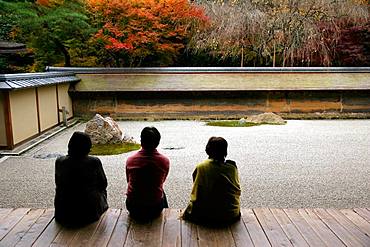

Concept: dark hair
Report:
left=68, top=131, right=92, bottom=157
left=206, top=137, right=228, bottom=161
left=140, top=126, right=161, bottom=150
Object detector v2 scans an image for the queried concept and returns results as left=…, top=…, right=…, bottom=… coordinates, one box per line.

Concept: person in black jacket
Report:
left=54, top=131, right=108, bottom=227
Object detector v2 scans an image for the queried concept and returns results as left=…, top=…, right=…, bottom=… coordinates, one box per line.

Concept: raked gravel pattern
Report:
left=0, top=120, right=369, bottom=209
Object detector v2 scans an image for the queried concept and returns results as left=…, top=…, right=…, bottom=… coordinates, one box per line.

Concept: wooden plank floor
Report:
left=0, top=208, right=370, bottom=247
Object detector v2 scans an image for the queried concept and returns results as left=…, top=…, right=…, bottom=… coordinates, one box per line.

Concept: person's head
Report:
left=206, top=136, right=228, bottom=161
left=140, top=126, right=161, bottom=150
left=68, top=131, right=92, bottom=157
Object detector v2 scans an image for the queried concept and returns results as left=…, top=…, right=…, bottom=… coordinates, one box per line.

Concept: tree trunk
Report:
left=53, top=38, right=71, bottom=67
left=62, top=47, right=71, bottom=67
left=240, top=46, right=244, bottom=67
left=273, top=41, right=276, bottom=67
left=291, top=50, right=294, bottom=67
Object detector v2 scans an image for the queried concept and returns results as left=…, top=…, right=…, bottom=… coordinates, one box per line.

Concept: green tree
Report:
left=1, top=0, right=94, bottom=71
left=0, top=1, right=36, bottom=72
left=25, top=0, right=93, bottom=69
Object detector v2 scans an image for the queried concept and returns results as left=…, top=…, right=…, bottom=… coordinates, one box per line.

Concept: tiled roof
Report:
left=0, top=72, right=80, bottom=90
left=73, top=73, right=370, bottom=91
left=0, top=41, right=27, bottom=54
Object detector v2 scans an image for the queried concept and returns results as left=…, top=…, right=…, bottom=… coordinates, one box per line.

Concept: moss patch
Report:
left=206, top=120, right=287, bottom=127
left=206, top=120, right=261, bottom=127
left=90, top=142, right=141, bottom=155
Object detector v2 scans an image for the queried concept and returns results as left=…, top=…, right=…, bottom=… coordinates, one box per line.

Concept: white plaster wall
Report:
left=57, top=83, right=73, bottom=122
left=9, top=89, right=38, bottom=145
left=38, top=86, right=58, bottom=131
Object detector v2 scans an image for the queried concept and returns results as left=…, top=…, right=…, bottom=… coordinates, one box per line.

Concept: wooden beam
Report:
left=3, top=91, right=14, bottom=149
left=35, top=88, right=41, bottom=133
left=56, top=85, right=60, bottom=123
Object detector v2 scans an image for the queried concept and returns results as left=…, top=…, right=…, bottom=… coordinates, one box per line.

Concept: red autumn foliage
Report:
left=36, top=0, right=50, bottom=6
left=36, top=0, right=64, bottom=7
left=87, top=0, right=209, bottom=66
left=335, top=20, right=370, bottom=66
left=314, top=18, right=370, bottom=66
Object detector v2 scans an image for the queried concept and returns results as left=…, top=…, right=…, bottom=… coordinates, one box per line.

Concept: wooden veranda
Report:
left=1, top=208, right=370, bottom=246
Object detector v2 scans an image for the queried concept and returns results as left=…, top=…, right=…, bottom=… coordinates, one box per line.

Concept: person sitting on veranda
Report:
left=183, top=136, right=241, bottom=226
left=125, top=126, right=170, bottom=221
left=54, top=131, right=108, bottom=227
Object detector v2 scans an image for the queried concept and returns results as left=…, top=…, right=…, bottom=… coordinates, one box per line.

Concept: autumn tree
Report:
left=315, top=1, right=370, bottom=66
left=250, top=0, right=369, bottom=66
left=191, top=0, right=369, bottom=67
left=87, top=0, right=208, bottom=67
left=188, top=1, right=266, bottom=66
left=334, top=20, right=370, bottom=66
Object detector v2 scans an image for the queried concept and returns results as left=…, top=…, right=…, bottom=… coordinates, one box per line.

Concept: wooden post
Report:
left=4, top=91, right=14, bottom=149
left=58, top=106, right=69, bottom=127
left=56, top=85, right=60, bottom=123
left=35, top=88, right=41, bottom=133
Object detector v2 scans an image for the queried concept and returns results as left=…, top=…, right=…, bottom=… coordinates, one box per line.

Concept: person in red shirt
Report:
left=125, top=126, right=170, bottom=220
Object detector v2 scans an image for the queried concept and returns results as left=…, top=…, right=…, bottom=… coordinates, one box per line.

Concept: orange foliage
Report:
left=36, top=0, right=50, bottom=6
left=36, top=0, right=64, bottom=7
left=87, top=0, right=208, bottom=64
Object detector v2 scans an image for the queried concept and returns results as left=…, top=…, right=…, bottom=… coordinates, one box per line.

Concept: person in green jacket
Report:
left=183, top=137, right=241, bottom=226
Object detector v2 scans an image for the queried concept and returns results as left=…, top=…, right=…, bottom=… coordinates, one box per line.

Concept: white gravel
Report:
left=0, top=120, right=369, bottom=209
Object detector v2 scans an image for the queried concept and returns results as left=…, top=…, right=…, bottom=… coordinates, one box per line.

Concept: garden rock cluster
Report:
left=246, top=112, right=286, bottom=124
left=85, top=114, right=132, bottom=144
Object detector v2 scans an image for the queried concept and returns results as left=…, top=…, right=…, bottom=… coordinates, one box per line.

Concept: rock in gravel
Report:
left=85, top=114, right=124, bottom=144
left=247, top=112, right=286, bottom=124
